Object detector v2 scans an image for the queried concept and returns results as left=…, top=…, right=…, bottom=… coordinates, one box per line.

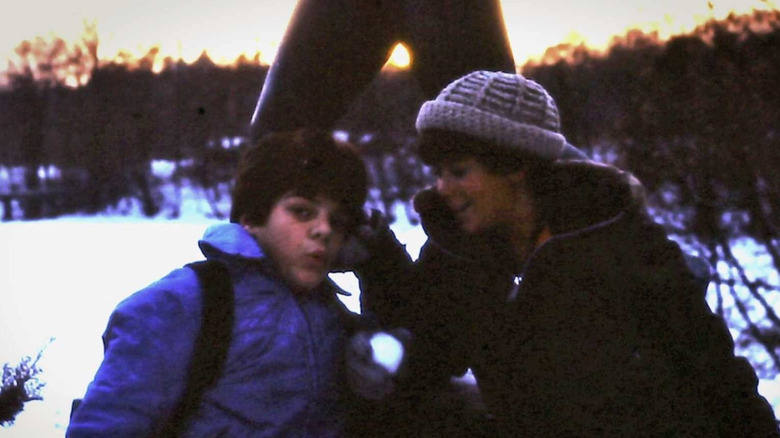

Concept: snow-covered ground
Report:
left=1, top=193, right=778, bottom=436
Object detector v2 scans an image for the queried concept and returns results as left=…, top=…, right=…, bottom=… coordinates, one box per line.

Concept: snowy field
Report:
left=1, top=198, right=778, bottom=436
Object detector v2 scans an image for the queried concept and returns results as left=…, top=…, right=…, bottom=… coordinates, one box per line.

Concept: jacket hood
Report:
left=198, top=223, right=266, bottom=261
left=413, top=160, right=648, bottom=264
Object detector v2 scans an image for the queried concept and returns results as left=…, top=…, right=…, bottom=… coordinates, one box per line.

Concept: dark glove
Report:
left=333, top=209, right=409, bottom=273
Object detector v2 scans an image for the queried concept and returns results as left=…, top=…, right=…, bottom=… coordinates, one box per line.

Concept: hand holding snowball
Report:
left=346, top=330, right=409, bottom=400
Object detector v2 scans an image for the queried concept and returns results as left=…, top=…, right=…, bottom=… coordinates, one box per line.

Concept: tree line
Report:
left=0, top=29, right=265, bottom=218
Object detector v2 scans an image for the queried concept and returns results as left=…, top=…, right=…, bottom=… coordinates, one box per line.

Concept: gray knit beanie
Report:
left=416, top=70, right=567, bottom=161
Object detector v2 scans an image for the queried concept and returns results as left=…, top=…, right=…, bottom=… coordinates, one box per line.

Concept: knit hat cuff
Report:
left=416, top=100, right=567, bottom=161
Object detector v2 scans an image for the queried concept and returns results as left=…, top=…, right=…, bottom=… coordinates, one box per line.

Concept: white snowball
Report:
left=370, top=332, right=404, bottom=374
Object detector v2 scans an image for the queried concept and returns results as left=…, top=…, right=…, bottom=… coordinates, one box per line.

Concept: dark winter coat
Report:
left=67, top=223, right=356, bottom=437
left=363, top=161, right=779, bottom=437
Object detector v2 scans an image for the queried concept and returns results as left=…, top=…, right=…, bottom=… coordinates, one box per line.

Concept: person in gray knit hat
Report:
left=345, top=70, right=779, bottom=437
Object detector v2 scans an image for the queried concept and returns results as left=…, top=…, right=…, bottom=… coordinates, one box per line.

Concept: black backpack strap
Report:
left=154, top=260, right=234, bottom=437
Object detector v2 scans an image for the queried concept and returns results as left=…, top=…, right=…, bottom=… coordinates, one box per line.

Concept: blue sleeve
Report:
left=66, top=268, right=202, bottom=438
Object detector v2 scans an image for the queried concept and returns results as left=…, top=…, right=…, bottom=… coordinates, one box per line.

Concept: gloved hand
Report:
left=333, top=209, right=409, bottom=273
left=346, top=328, right=412, bottom=401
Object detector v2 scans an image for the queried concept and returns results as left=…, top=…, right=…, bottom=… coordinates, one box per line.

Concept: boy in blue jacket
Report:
left=68, top=129, right=368, bottom=437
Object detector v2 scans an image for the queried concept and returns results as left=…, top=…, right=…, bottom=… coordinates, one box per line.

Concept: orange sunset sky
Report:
left=1, top=0, right=777, bottom=73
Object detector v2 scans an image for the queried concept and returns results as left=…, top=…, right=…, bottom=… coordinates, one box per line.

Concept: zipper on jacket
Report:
left=507, top=276, right=522, bottom=301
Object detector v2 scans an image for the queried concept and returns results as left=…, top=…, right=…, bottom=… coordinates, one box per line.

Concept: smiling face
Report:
left=242, top=193, right=349, bottom=294
left=434, top=156, right=527, bottom=236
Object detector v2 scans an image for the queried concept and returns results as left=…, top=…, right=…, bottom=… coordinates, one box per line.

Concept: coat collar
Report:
left=197, top=222, right=351, bottom=298
left=198, top=223, right=266, bottom=261
left=414, top=160, right=648, bottom=269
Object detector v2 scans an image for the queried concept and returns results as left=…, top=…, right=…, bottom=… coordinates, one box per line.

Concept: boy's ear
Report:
left=239, top=215, right=258, bottom=231
left=242, top=218, right=266, bottom=240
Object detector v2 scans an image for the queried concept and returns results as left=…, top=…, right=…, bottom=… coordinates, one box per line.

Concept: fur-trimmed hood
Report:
left=412, top=160, right=649, bottom=270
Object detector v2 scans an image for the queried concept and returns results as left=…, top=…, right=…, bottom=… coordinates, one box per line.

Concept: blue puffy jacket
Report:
left=67, top=223, right=356, bottom=437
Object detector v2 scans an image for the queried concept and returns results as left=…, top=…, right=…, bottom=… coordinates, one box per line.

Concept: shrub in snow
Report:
left=0, top=342, right=49, bottom=427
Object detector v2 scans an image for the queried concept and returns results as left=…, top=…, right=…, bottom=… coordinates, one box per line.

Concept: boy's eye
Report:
left=287, top=204, right=316, bottom=221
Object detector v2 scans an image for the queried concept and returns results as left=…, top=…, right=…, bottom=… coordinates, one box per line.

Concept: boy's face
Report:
left=243, top=193, right=349, bottom=294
